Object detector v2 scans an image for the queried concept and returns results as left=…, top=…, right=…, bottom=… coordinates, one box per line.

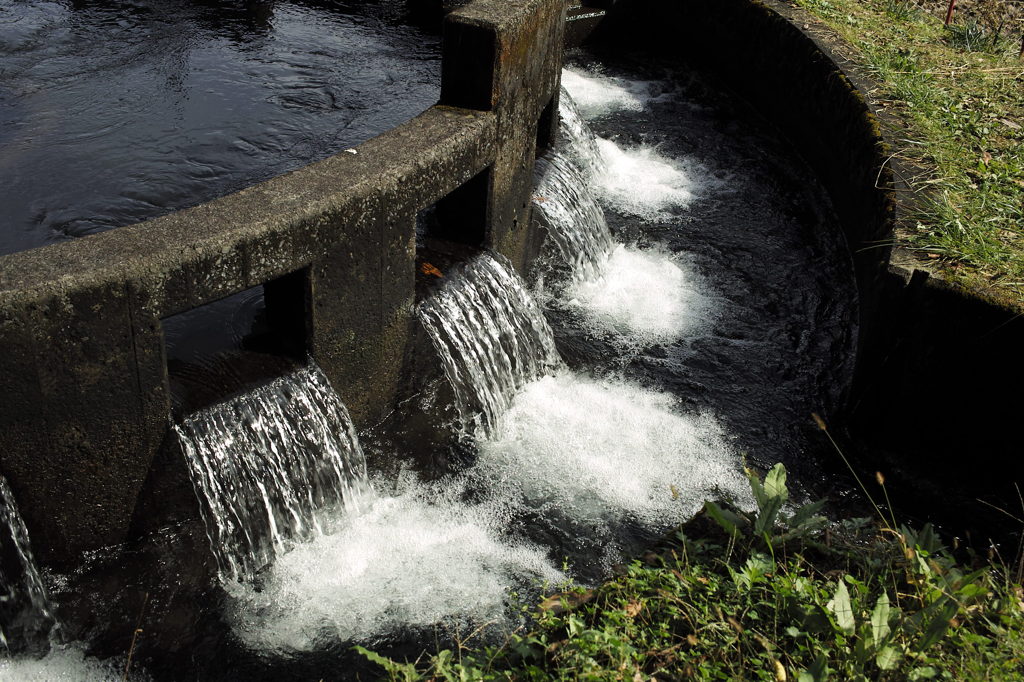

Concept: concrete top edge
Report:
left=450, top=0, right=559, bottom=30
left=0, top=106, right=497, bottom=301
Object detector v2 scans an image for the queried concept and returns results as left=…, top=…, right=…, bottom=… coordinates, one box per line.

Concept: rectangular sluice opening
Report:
left=162, top=268, right=310, bottom=418
left=414, top=167, right=490, bottom=300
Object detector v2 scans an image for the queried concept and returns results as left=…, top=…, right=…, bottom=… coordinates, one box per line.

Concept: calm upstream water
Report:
left=0, top=19, right=860, bottom=682
left=0, top=0, right=440, bottom=256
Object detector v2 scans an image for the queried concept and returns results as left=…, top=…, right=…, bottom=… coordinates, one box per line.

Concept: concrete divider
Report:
left=0, top=0, right=566, bottom=565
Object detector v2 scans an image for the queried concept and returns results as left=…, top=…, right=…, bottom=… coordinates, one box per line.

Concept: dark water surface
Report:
left=551, top=48, right=859, bottom=490
left=0, top=0, right=440, bottom=256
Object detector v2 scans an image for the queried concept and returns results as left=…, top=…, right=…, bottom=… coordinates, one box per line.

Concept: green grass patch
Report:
left=359, top=464, right=1024, bottom=680
left=794, top=0, right=1024, bottom=302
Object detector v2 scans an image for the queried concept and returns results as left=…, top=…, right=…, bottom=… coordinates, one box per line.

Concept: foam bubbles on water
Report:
left=0, top=647, right=136, bottom=681
left=593, top=138, right=697, bottom=221
left=226, top=483, right=564, bottom=653
left=561, top=67, right=664, bottom=119
left=474, top=371, right=749, bottom=532
left=564, top=244, right=713, bottom=347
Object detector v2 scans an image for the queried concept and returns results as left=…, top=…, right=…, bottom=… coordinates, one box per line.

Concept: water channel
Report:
left=0, top=8, right=859, bottom=679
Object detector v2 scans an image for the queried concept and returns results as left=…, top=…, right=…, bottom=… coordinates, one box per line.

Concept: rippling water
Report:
left=0, top=0, right=440, bottom=256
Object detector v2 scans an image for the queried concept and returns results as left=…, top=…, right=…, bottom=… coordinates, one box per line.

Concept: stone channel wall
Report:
left=592, top=0, right=895, bottom=414
left=0, top=0, right=566, bottom=565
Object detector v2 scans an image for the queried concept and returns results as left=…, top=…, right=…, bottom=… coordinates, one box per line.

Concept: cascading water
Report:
left=176, top=365, right=370, bottom=583
left=417, top=253, right=562, bottom=437
left=533, top=86, right=712, bottom=346
left=534, top=151, right=614, bottom=283
left=555, top=87, right=604, bottom=177
left=0, top=476, right=56, bottom=654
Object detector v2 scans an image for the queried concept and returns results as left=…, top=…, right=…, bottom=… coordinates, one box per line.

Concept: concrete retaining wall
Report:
left=0, top=0, right=566, bottom=565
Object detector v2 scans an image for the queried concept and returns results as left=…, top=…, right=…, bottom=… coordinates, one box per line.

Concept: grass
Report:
left=792, top=0, right=1024, bottom=303
left=359, top=463, right=1024, bottom=680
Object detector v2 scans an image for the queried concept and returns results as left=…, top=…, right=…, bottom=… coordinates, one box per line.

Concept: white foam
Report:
left=0, top=647, right=136, bottom=681
left=226, top=483, right=564, bottom=653
left=561, top=67, right=662, bottom=119
left=474, top=371, right=749, bottom=531
left=594, top=138, right=697, bottom=222
left=565, top=244, right=713, bottom=347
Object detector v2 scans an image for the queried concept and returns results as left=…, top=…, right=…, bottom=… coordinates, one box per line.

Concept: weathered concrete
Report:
left=0, top=0, right=565, bottom=565
left=442, top=0, right=566, bottom=273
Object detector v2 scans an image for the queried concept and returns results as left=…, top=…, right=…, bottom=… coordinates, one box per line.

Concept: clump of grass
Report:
left=945, top=18, right=1007, bottom=53
left=885, top=0, right=921, bottom=21
left=358, top=460, right=1024, bottom=681
left=794, top=0, right=1024, bottom=303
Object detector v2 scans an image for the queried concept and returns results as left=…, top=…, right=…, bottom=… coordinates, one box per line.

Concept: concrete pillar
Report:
left=441, top=0, right=566, bottom=272
left=0, top=283, right=168, bottom=566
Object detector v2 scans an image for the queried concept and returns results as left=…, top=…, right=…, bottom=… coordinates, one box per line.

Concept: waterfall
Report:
left=0, top=476, right=56, bottom=654
left=535, top=151, right=615, bottom=283
left=417, top=253, right=561, bottom=437
left=176, top=365, right=370, bottom=583
left=533, top=90, right=615, bottom=284
left=557, top=87, right=604, bottom=177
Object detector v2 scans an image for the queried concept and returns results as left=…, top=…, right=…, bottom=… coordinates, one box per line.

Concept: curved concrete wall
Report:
left=7, top=0, right=1020, bottom=565
left=0, top=0, right=566, bottom=565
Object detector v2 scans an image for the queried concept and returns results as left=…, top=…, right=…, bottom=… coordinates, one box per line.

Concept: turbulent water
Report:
left=556, top=88, right=604, bottom=177
left=417, top=253, right=562, bottom=437
left=225, top=479, right=564, bottom=654
left=176, top=365, right=370, bottom=583
left=0, top=480, right=130, bottom=679
left=0, top=47, right=855, bottom=682
left=534, top=89, right=714, bottom=349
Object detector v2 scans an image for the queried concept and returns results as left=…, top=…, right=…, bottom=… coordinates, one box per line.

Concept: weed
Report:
left=885, top=0, right=920, bottom=21
left=359, top=463, right=1024, bottom=680
left=946, top=19, right=1008, bottom=53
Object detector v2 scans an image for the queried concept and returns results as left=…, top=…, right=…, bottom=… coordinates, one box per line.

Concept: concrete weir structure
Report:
left=0, top=0, right=565, bottom=565
left=2, top=0, right=1021, bottom=568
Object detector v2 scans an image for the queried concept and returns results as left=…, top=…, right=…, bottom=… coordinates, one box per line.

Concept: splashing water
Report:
left=226, top=480, right=564, bottom=653
left=0, top=476, right=56, bottom=654
left=535, top=90, right=713, bottom=347
left=176, top=365, right=370, bottom=583
left=565, top=245, right=713, bottom=345
left=559, top=67, right=700, bottom=222
left=556, top=87, right=604, bottom=177
left=418, top=253, right=562, bottom=437
left=473, top=371, right=749, bottom=536
left=592, top=138, right=697, bottom=222
left=0, top=646, right=138, bottom=681
left=561, top=67, right=664, bottom=119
